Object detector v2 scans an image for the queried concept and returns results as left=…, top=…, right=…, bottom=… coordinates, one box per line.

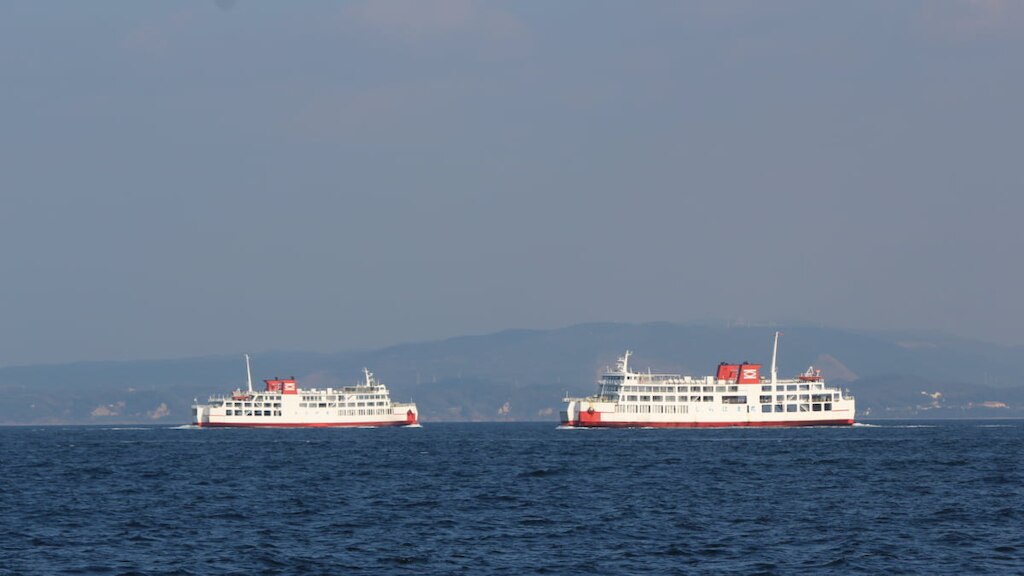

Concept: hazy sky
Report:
left=2, top=1, right=1022, bottom=366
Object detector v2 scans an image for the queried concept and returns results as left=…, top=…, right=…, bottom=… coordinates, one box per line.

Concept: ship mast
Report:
left=770, top=332, right=780, bottom=386
left=245, top=353, right=254, bottom=393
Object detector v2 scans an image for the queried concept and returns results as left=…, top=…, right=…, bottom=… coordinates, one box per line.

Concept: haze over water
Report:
left=2, top=2, right=1024, bottom=367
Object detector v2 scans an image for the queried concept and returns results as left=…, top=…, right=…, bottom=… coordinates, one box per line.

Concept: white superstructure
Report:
left=192, top=356, right=419, bottom=428
left=561, top=333, right=855, bottom=428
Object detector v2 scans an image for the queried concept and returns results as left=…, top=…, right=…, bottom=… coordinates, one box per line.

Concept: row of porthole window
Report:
left=614, top=385, right=740, bottom=393
left=761, top=384, right=820, bottom=392
left=298, top=401, right=389, bottom=408
left=616, top=405, right=691, bottom=414
left=759, top=394, right=839, bottom=403
left=759, top=404, right=833, bottom=413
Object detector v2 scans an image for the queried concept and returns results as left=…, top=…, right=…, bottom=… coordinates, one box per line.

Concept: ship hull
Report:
left=195, top=419, right=416, bottom=428
left=561, top=397, right=855, bottom=429
left=561, top=418, right=854, bottom=428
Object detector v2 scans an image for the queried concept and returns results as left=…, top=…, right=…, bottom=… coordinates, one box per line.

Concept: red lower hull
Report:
left=194, top=420, right=415, bottom=428
left=562, top=418, right=855, bottom=428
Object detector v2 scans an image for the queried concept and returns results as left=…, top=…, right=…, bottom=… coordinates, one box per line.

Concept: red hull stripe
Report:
left=562, top=419, right=854, bottom=428
left=194, top=421, right=414, bottom=428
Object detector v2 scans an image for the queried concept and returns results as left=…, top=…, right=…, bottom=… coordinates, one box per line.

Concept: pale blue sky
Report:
left=1, top=1, right=1022, bottom=365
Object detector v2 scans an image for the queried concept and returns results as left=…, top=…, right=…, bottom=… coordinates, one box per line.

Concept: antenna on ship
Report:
left=245, top=353, right=254, bottom=393
left=770, top=332, right=780, bottom=386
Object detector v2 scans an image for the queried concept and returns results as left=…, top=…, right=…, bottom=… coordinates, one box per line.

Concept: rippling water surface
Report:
left=1, top=421, right=1021, bottom=575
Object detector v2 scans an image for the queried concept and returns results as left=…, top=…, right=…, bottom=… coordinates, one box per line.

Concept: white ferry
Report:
left=192, top=355, right=419, bottom=428
left=561, top=333, right=854, bottom=428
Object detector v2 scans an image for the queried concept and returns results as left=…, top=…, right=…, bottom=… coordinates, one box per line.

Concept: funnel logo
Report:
left=742, top=369, right=758, bottom=380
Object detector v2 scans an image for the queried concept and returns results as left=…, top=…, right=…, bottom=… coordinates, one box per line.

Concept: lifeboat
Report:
left=798, top=366, right=822, bottom=382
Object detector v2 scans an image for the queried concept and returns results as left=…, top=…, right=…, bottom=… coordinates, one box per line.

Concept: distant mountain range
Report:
left=1, top=323, right=1021, bottom=424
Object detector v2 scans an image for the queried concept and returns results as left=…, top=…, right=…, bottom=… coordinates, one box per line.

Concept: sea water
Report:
left=0, top=421, right=1021, bottom=575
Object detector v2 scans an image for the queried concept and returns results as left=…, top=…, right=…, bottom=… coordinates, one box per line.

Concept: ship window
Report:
left=776, top=395, right=784, bottom=402
left=786, top=404, right=797, bottom=412
left=627, top=395, right=637, bottom=401
left=761, top=385, right=772, bottom=392
left=244, top=402, right=252, bottom=407
left=640, top=396, right=650, bottom=402
left=728, top=386, right=738, bottom=392
left=800, top=394, right=809, bottom=401
left=677, top=386, right=688, bottom=393
left=800, top=404, right=809, bottom=412
left=813, top=403, right=822, bottom=411
left=776, top=385, right=785, bottom=391
left=318, top=403, right=327, bottom=408
left=824, top=403, right=832, bottom=411
left=722, top=396, right=747, bottom=404
left=762, top=405, right=772, bottom=413
left=652, top=396, right=663, bottom=402
left=274, top=403, right=281, bottom=408
left=255, top=410, right=262, bottom=416
left=799, top=384, right=809, bottom=390
left=774, top=404, right=784, bottom=413
left=299, top=403, right=307, bottom=408
left=703, top=396, right=714, bottom=402
left=665, top=396, right=675, bottom=402
left=786, top=385, right=797, bottom=391
left=786, top=395, right=798, bottom=402
left=715, top=386, right=727, bottom=392
left=245, top=410, right=253, bottom=416
left=760, top=395, right=772, bottom=403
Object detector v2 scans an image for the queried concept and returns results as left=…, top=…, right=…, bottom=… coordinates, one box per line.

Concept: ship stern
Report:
left=192, top=404, right=210, bottom=427
left=560, top=398, right=580, bottom=427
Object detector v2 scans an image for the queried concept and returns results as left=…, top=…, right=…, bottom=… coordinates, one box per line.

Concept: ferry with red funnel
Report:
left=561, top=333, right=854, bottom=428
left=192, top=355, right=419, bottom=428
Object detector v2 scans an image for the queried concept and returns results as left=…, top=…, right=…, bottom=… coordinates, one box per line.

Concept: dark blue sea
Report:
left=1, top=421, right=1021, bottom=575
